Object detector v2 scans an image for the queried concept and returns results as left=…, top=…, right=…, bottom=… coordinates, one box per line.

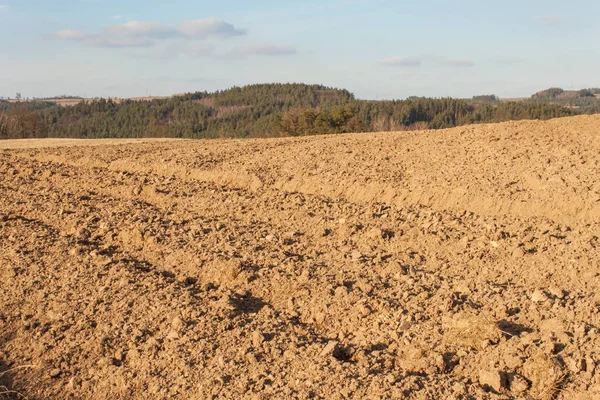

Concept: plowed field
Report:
left=1, top=115, right=600, bottom=399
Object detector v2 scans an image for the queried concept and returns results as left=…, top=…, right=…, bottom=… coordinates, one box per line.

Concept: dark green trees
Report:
left=0, top=84, right=586, bottom=140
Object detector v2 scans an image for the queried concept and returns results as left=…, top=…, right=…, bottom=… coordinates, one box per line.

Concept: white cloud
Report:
left=86, top=35, right=155, bottom=48
left=178, top=18, right=245, bottom=39
left=379, top=55, right=474, bottom=68
left=53, top=29, right=88, bottom=40
left=52, top=18, right=294, bottom=59
left=534, top=16, right=561, bottom=26
left=0, top=5, right=9, bottom=9
left=105, top=21, right=175, bottom=39
left=112, top=15, right=124, bottom=20
left=53, top=18, right=245, bottom=48
left=53, top=24, right=159, bottom=47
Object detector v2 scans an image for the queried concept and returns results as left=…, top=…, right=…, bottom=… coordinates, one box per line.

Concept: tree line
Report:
left=0, top=83, right=588, bottom=140
left=0, top=102, right=48, bottom=139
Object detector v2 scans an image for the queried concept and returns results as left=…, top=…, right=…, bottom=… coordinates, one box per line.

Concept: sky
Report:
left=0, top=0, right=598, bottom=100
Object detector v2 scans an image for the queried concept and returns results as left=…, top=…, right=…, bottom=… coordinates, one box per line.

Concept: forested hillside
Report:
left=0, top=83, right=587, bottom=139
left=528, top=87, right=600, bottom=113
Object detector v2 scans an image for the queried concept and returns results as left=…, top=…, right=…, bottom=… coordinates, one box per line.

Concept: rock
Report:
left=351, top=251, right=362, bottom=261
left=511, top=247, right=525, bottom=258
left=356, top=280, right=373, bottom=294
left=132, top=328, right=144, bottom=340
left=367, top=228, right=383, bottom=240
left=252, top=331, right=264, bottom=347
left=509, top=374, right=529, bottom=394
left=114, top=350, right=124, bottom=362
left=542, top=340, right=558, bottom=355
left=531, top=289, right=548, bottom=303
left=358, top=304, right=371, bottom=317
left=315, top=312, right=326, bottom=325
left=203, top=282, right=216, bottom=292
left=97, top=357, right=111, bottom=368
left=567, top=356, right=585, bottom=373
left=132, top=185, right=143, bottom=196
left=68, top=376, right=81, bottom=390
left=574, top=324, right=587, bottom=338
left=49, top=368, right=62, bottom=378
left=548, top=287, right=565, bottom=299
left=479, top=370, right=505, bottom=392
left=585, top=356, right=595, bottom=379
left=166, top=330, right=180, bottom=340
left=320, top=340, right=339, bottom=357
left=171, top=316, right=184, bottom=330
left=265, top=234, right=275, bottom=242
left=334, top=286, right=348, bottom=297
left=452, top=382, right=467, bottom=395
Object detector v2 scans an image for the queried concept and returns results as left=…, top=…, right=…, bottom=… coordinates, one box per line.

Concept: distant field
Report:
left=499, top=97, right=527, bottom=102
left=7, top=95, right=173, bottom=106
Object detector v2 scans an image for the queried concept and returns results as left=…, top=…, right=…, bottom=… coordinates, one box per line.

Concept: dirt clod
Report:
left=479, top=369, right=506, bottom=392
left=49, top=369, right=61, bottom=379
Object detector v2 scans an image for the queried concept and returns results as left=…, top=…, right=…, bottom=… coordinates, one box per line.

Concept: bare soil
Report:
left=1, top=115, right=600, bottom=399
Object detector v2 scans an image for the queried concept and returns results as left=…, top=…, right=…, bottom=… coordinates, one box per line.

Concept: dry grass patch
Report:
left=524, top=350, right=566, bottom=400
left=442, top=312, right=503, bottom=350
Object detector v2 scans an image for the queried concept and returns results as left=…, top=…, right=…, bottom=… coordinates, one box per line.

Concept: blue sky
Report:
left=0, top=0, right=598, bottom=99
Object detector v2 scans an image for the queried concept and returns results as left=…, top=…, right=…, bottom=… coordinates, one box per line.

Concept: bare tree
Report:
left=10, top=104, right=45, bottom=138
left=372, top=114, right=390, bottom=132
left=0, top=113, right=9, bottom=139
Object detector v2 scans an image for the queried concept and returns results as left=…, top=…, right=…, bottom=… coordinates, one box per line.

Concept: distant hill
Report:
left=525, top=88, right=600, bottom=112
left=0, top=83, right=586, bottom=139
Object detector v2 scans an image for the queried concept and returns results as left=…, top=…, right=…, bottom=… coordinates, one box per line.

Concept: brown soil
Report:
left=1, top=115, right=600, bottom=399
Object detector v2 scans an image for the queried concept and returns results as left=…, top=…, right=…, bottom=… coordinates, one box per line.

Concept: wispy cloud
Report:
left=534, top=16, right=561, bottom=26
left=379, top=56, right=423, bottom=67
left=178, top=18, right=245, bottom=39
left=54, top=29, right=88, bottom=40
left=379, top=55, right=475, bottom=68
left=0, top=5, right=9, bottom=9
left=112, top=15, right=124, bottom=20
left=436, top=58, right=475, bottom=67
left=53, top=18, right=246, bottom=48
left=53, top=18, right=296, bottom=60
